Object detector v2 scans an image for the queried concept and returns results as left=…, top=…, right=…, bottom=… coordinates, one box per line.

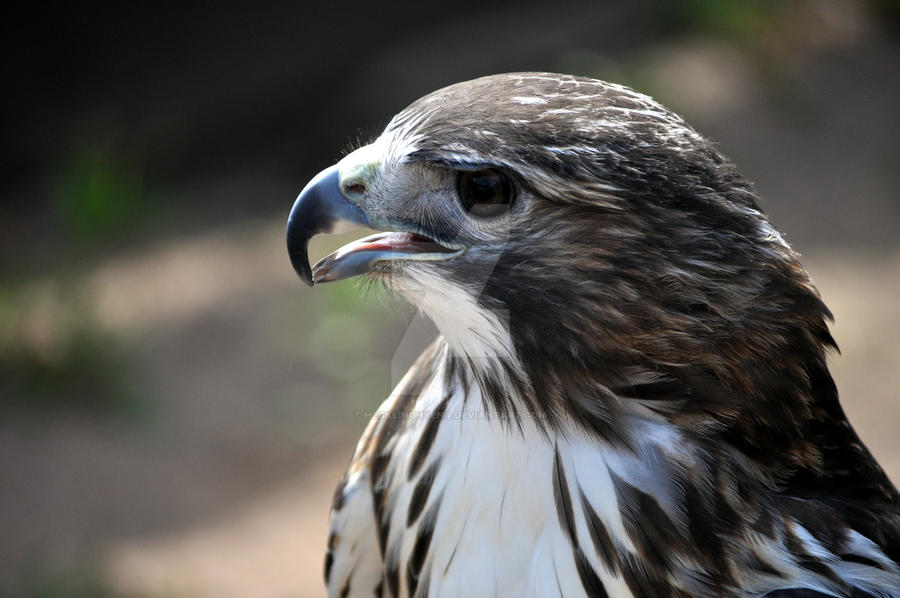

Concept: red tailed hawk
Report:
left=286, top=73, right=900, bottom=597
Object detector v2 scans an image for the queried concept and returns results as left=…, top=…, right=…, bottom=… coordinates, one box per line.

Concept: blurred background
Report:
left=1, top=0, right=898, bottom=596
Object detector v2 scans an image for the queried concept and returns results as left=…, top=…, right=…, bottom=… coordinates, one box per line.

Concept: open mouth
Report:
left=311, top=231, right=463, bottom=284
left=286, top=164, right=465, bottom=286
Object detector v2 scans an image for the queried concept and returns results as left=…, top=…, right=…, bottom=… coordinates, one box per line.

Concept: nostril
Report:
left=344, top=183, right=366, bottom=197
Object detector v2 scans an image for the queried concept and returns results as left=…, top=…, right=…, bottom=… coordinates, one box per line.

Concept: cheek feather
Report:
left=388, top=266, right=519, bottom=373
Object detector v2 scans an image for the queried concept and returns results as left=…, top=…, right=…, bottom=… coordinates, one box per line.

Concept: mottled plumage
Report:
left=286, top=73, right=900, bottom=597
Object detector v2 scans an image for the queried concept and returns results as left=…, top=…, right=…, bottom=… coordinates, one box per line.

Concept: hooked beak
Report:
left=286, top=165, right=369, bottom=286
left=286, top=162, right=463, bottom=287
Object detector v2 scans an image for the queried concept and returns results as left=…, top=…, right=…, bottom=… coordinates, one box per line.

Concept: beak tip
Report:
left=287, top=231, right=315, bottom=287
left=290, top=252, right=315, bottom=287
left=286, top=164, right=368, bottom=288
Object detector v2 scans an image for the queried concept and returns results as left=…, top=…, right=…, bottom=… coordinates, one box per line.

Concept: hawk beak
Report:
left=286, top=164, right=369, bottom=286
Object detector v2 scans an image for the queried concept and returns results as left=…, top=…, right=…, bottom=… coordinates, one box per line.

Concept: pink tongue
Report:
left=353, top=232, right=431, bottom=253
left=311, top=231, right=458, bottom=284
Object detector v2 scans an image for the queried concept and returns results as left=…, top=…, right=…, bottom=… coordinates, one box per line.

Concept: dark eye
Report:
left=457, top=169, right=514, bottom=217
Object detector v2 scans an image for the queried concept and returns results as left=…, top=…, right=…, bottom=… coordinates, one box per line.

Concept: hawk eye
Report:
left=457, top=169, right=513, bottom=217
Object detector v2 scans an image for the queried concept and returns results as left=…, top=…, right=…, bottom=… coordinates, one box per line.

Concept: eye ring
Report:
left=456, top=169, right=514, bottom=217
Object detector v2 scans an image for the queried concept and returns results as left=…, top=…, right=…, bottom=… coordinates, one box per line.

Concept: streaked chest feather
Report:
left=326, top=349, right=900, bottom=598
left=337, top=369, right=639, bottom=597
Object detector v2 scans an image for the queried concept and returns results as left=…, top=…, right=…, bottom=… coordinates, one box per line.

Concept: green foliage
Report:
left=3, top=561, right=109, bottom=598
left=54, top=139, right=148, bottom=244
left=8, top=561, right=191, bottom=598
left=671, top=0, right=788, bottom=42
left=262, top=273, right=400, bottom=419
left=0, top=284, right=142, bottom=416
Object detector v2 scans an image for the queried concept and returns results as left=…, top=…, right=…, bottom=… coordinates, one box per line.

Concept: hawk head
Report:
left=287, top=73, right=894, bottom=500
